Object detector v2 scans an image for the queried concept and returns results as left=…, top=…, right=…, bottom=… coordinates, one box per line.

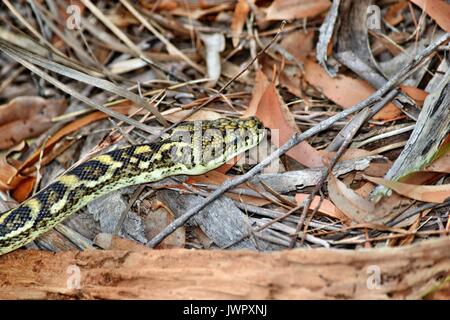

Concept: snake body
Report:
left=0, top=117, right=264, bottom=255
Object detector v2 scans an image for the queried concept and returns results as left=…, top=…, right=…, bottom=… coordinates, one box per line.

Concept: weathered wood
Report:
left=251, top=156, right=382, bottom=193
left=0, top=236, right=448, bottom=299
left=157, top=189, right=272, bottom=250
left=372, top=67, right=450, bottom=200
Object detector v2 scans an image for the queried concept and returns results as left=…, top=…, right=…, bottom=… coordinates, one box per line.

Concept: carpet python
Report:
left=0, top=117, right=264, bottom=256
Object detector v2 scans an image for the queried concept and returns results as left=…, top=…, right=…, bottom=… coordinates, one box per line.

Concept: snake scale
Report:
left=0, top=117, right=264, bottom=256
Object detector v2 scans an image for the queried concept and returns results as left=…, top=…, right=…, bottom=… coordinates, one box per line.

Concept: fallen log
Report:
left=0, top=236, right=449, bottom=299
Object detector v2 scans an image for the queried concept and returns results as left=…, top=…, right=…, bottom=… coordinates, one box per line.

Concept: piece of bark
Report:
left=425, top=57, right=449, bottom=92
left=86, top=189, right=147, bottom=244
left=157, top=189, right=273, bottom=250
left=141, top=199, right=186, bottom=249
left=0, top=236, right=448, bottom=299
left=33, top=229, right=80, bottom=253
left=251, top=156, right=383, bottom=193
left=316, top=0, right=341, bottom=75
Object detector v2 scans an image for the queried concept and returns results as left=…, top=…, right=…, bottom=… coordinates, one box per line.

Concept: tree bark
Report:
left=0, top=237, right=449, bottom=299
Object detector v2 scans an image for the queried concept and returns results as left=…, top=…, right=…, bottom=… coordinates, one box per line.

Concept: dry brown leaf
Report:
left=222, top=61, right=253, bottom=84
left=171, top=3, right=232, bottom=19
left=214, top=155, right=241, bottom=174
left=139, top=0, right=178, bottom=11
left=280, top=29, right=315, bottom=62
left=400, top=85, right=429, bottom=106
left=295, top=193, right=347, bottom=220
left=143, top=199, right=186, bottom=249
left=354, top=182, right=376, bottom=198
left=187, top=170, right=271, bottom=206
left=328, top=173, right=413, bottom=224
left=257, top=32, right=310, bottom=97
left=244, top=70, right=323, bottom=168
left=0, top=155, right=21, bottom=191
left=231, top=0, right=249, bottom=47
left=265, top=0, right=331, bottom=21
left=258, top=84, right=323, bottom=167
left=279, top=68, right=303, bottom=98
left=164, top=109, right=222, bottom=122
left=243, top=69, right=271, bottom=118
left=363, top=162, right=392, bottom=177
left=0, top=96, right=67, bottom=150
left=320, top=148, right=373, bottom=161
left=401, top=171, right=444, bottom=186
left=0, top=142, right=28, bottom=192
left=327, top=174, right=375, bottom=223
left=425, top=151, right=450, bottom=173
left=94, top=233, right=150, bottom=251
left=11, top=176, right=36, bottom=202
left=363, top=174, right=450, bottom=203
left=106, top=12, right=139, bottom=28
left=410, top=0, right=450, bottom=32
left=303, top=59, right=401, bottom=120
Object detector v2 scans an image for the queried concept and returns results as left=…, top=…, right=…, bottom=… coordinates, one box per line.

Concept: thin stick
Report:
left=222, top=204, right=303, bottom=249
left=147, top=33, right=450, bottom=248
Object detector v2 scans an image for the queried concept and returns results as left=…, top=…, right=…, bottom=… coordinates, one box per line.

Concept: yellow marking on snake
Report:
left=95, top=154, right=115, bottom=164
left=0, top=117, right=265, bottom=255
left=134, top=145, right=152, bottom=154
left=58, top=174, right=79, bottom=185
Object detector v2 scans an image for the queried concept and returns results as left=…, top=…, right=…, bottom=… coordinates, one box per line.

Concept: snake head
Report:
left=201, top=116, right=266, bottom=165
left=168, top=117, right=265, bottom=168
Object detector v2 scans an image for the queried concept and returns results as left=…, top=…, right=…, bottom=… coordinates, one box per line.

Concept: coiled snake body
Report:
left=0, top=117, right=264, bottom=255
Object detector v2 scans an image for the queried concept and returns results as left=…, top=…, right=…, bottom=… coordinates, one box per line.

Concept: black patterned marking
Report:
left=0, top=205, right=32, bottom=237
left=69, top=160, right=110, bottom=181
left=155, top=147, right=178, bottom=169
left=134, top=143, right=163, bottom=162
left=35, top=182, right=67, bottom=207
left=64, top=186, right=88, bottom=211
left=108, top=146, right=136, bottom=164
left=34, top=182, right=69, bottom=221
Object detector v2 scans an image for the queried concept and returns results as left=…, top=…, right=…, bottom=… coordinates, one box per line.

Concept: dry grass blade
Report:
left=119, top=0, right=204, bottom=74
left=80, top=0, right=184, bottom=82
left=2, top=0, right=65, bottom=57
left=0, top=38, right=168, bottom=127
left=0, top=27, right=110, bottom=78
left=0, top=42, right=159, bottom=136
